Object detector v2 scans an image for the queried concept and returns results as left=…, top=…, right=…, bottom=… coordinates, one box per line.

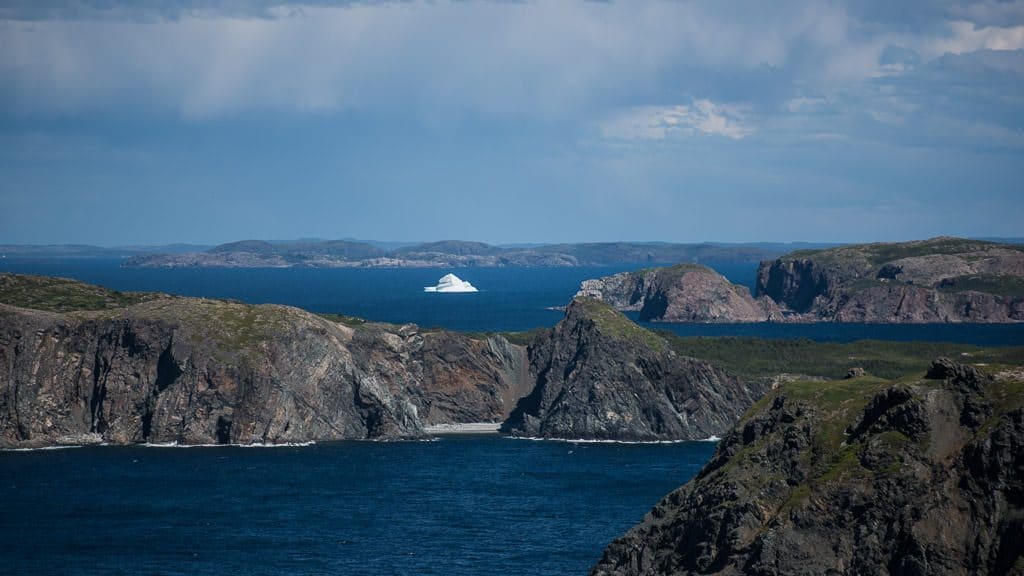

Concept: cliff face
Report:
left=592, top=359, right=1024, bottom=575
left=577, top=264, right=780, bottom=323
left=501, top=298, right=766, bottom=441
left=0, top=275, right=527, bottom=447
left=756, top=237, right=1024, bottom=322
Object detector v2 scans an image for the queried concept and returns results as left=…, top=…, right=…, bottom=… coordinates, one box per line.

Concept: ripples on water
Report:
left=0, top=437, right=715, bottom=575
left=2, top=259, right=1022, bottom=573
left=3, top=258, right=1022, bottom=344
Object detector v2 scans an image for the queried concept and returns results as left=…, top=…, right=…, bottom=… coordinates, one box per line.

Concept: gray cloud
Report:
left=0, top=1, right=1021, bottom=152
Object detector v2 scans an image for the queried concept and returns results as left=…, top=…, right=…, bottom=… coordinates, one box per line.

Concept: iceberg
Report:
left=424, top=273, right=478, bottom=293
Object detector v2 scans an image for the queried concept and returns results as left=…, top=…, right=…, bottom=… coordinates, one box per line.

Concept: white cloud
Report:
left=924, top=21, right=1024, bottom=57
left=600, top=100, right=753, bottom=141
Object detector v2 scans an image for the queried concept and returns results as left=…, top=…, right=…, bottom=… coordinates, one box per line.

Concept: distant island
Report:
left=115, top=239, right=815, bottom=268
left=579, top=237, right=1024, bottom=323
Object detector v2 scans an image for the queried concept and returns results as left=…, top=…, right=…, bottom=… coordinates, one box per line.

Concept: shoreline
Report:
left=423, top=422, right=502, bottom=435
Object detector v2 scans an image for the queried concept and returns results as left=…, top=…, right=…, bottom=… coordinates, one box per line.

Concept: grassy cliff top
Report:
left=633, top=262, right=719, bottom=279
left=0, top=273, right=162, bottom=312
left=784, top=237, right=1022, bottom=266
left=571, top=297, right=668, bottom=352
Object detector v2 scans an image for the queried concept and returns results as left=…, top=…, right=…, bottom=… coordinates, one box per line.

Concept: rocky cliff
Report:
left=0, top=274, right=527, bottom=447
left=501, top=298, right=767, bottom=441
left=756, top=237, right=1024, bottom=322
left=577, top=264, right=780, bottom=322
left=592, top=358, right=1024, bottom=575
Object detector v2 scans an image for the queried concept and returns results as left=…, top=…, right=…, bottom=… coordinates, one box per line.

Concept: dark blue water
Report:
left=3, top=258, right=1023, bottom=344
left=0, top=437, right=715, bottom=576
left=0, top=258, right=643, bottom=333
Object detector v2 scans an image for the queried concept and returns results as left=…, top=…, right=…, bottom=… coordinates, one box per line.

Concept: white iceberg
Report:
left=424, top=273, right=478, bottom=293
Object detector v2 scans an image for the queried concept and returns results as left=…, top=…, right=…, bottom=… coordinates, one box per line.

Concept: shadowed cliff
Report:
left=592, top=358, right=1024, bottom=575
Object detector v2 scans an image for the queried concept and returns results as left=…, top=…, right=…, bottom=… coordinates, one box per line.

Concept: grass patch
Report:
left=937, top=274, right=1024, bottom=298
left=661, top=335, right=1024, bottom=380
left=0, top=273, right=160, bottom=312
left=784, top=238, right=1021, bottom=268
left=499, top=328, right=546, bottom=347
left=317, top=312, right=369, bottom=329
left=573, top=297, right=667, bottom=352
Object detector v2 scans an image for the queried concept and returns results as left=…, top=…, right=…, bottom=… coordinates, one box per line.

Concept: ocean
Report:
left=0, top=437, right=716, bottom=575
left=2, top=258, right=1023, bottom=575
left=2, top=258, right=1023, bottom=345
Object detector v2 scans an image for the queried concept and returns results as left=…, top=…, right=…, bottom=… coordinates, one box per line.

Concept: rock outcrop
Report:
left=577, top=264, right=780, bottom=322
left=0, top=274, right=527, bottom=447
left=581, top=238, right=1024, bottom=324
left=592, top=359, right=1024, bottom=575
left=756, top=237, right=1024, bottom=322
left=501, top=298, right=767, bottom=441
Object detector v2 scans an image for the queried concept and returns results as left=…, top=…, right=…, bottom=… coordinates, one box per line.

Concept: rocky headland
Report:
left=0, top=274, right=529, bottom=447
left=1, top=274, right=762, bottom=447
left=501, top=298, right=767, bottom=441
left=581, top=238, right=1024, bottom=323
left=592, top=358, right=1024, bottom=575
left=577, top=264, right=780, bottom=323
left=756, top=237, right=1024, bottom=322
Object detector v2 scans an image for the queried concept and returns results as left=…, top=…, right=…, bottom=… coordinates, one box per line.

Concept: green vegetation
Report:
left=497, top=328, right=546, bottom=346
left=662, top=334, right=1024, bottom=380
left=574, top=297, right=668, bottom=352
left=634, top=262, right=714, bottom=277
left=0, top=273, right=160, bottom=312
left=786, top=237, right=1021, bottom=268
left=937, top=274, right=1024, bottom=298
left=178, top=300, right=295, bottom=362
left=317, top=312, right=369, bottom=329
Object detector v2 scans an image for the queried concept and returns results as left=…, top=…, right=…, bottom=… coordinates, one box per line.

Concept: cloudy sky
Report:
left=1, top=0, right=1022, bottom=245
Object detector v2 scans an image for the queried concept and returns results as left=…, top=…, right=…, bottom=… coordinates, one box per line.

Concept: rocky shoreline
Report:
left=580, top=237, right=1024, bottom=323
left=0, top=274, right=757, bottom=448
left=591, top=358, right=1024, bottom=575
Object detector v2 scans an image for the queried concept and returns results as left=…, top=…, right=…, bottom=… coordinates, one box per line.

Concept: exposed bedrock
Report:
left=592, top=359, right=1024, bottom=575
left=501, top=298, right=767, bottom=441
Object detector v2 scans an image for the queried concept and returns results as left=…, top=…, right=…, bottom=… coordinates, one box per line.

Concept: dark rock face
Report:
left=577, top=264, right=780, bottom=323
left=755, top=238, right=1024, bottom=322
left=591, top=361, right=1024, bottom=576
left=501, top=298, right=766, bottom=441
left=0, top=292, right=526, bottom=447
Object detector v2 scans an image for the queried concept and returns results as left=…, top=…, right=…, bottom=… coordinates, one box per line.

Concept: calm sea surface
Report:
left=0, top=437, right=716, bottom=576
left=1, top=258, right=1022, bottom=574
left=2, top=258, right=1022, bottom=345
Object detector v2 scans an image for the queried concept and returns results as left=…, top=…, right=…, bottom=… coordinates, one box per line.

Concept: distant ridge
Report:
left=116, top=239, right=816, bottom=269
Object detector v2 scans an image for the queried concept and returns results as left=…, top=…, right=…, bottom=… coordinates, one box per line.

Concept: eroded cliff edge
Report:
left=756, top=237, right=1024, bottom=322
left=577, top=264, right=780, bottom=323
left=2, top=274, right=759, bottom=446
left=0, top=274, right=528, bottom=447
left=582, top=238, right=1024, bottom=323
left=591, top=359, right=1024, bottom=575
left=501, top=298, right=767, bottom=441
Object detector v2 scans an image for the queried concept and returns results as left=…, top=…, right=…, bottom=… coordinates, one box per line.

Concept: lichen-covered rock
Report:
left=501, top=298, right=766, bottom=441
left=591, top=360, right=1024, bottom=576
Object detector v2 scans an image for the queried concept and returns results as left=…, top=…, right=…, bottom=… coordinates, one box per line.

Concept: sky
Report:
left=0, top=0, right=1022, bottom=246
